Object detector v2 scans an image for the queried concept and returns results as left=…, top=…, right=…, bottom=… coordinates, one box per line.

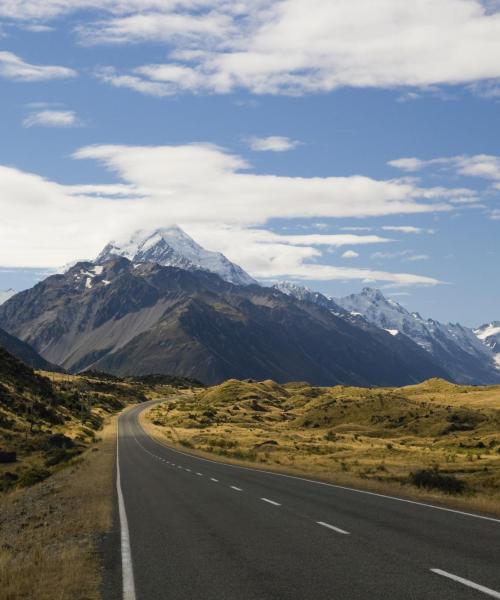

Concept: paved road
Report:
left=112, top=401, right=500, bottom=600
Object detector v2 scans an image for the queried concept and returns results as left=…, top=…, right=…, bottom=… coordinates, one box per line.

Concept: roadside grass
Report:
left=143, top=378, right=500, bottom=517
left=0, top=416, right=117, bottom=600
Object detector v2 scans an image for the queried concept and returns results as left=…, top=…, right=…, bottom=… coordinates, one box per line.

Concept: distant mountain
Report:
left=336, top=287, right=500, bottom=385
left=0, top=289, right=16, bottom=305
left=475, top=322, right=500, bottom=370
left=0, top=257, right=448, bottom=386
left=0, top=326, right=62, bottom=372
left=95, top=225, right=256, bottom=286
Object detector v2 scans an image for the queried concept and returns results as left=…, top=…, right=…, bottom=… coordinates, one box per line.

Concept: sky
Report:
left=0, top=0, right=499, bottom=326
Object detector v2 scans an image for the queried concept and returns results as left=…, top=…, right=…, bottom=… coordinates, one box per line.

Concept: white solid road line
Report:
left=317, top=521, right=350, bottom=535
left=230, top=486, right=243, bottom=491
left=116, top=418, right=137, bottom=600
left=210, top=477, right=219, bottom=482
left=261, top=498, right=281, bottom=506
left=431, top=569, right=500, bottom=599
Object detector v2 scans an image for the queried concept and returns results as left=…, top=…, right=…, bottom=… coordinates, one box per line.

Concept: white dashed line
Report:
left=431, top=569, right=500, bottom=598
left=261, top=497, right=281, bottom=506
left=210, top=477, right=219, bottom=482
left=317, top=521, right=350, bottom=535
left=185, top=468, right=191, bottom=472
left=196, top=472, right=203, bottom=476
left=230, top=486, right=243, bottom=492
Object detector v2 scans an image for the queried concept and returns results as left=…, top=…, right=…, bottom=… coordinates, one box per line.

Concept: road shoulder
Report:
left=0, top=413, right=119, bottom=600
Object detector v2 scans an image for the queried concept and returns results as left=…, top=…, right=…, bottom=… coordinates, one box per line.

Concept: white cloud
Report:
left=387, top=158, right=425, bottom=172
left=382, top=226, right=435, bottom=234
left=6, top=2, right=500, bottom=96
left=341, top=250, right=359, bottom=259
left=371, top=250, right=431, bottom=262
left=247, top=136, right=301, bottom=152
left=0, top=143, right=454, bottom=285
left=405, top=254, right=430, bottom=261
left=76, top=1, right=500, bottom=96
left=94, top=66, right=177, bottom=97
left=23, top=109, right=82, bottom=128
left=389, top=154, right=500, bottom=180
left=0, top=51, right=76, bottom=81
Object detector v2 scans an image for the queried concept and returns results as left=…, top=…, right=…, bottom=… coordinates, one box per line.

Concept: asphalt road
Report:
left=111, top=401, right=500, bottom=600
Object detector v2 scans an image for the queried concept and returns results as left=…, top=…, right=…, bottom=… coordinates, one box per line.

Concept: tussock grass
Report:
left=145, top=378, right=500, bottom=515
left=0, top=416, right=117, bottom=600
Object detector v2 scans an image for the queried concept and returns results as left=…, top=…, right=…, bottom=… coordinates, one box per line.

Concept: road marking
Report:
left=185, top=468, right=191, bottom=472
left=317, top=521, right=350, bottom=535
left=116, top=418, right=136, bottom=600
left=196, top=472, right=203, bottom=476
left=230, top=485, right=243, bottom=491
left=210, top=477, right=219, bottom=482
left=431, top=569, right=500, bottom=598
left=261, top=497, right=281, bottom=506
left=134, top=403, right=500, bottom=525
left=138, top=421, right=500, bottom=525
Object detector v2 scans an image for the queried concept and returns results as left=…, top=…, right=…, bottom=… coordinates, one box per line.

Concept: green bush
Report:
left=409, top=468, right=466, bottom=495
left=19, top=465, right=51, bottom=487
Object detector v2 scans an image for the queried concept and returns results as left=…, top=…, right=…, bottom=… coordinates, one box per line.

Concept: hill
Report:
left=0, top=346, right=174, bottom=492
left=147, top=378, right=500, bottom=509
left=0, top=326, right=62, bottom=372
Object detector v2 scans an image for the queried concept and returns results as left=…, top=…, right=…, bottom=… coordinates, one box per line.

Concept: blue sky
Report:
left=0, top=1, right=499, bottom=325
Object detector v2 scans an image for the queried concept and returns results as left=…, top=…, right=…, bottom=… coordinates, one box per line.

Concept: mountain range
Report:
left=0, top=225, right=497, bottom=386
left=0, top=254, right=448, bottom=386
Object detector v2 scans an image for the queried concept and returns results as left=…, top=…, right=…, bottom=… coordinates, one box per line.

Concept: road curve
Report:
left=109, top=401, right=500, bottom=600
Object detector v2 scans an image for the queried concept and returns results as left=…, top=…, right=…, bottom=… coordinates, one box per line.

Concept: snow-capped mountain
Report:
left=273, top=282, right=345, bottom=314
left=336, top=287, right=500, bottom=384
left=0, top=289, right=16, bottom=305
left=475, top=322, right=500, bottom=369
left=96, top=225, right=256, bottom=286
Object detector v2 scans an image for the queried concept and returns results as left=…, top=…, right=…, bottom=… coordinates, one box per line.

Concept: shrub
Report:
left=409, top=468, right=466, bottom=495
left=19, top=466, right=50, bottom=487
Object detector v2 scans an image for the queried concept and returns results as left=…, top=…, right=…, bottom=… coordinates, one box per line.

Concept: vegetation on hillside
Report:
left=0, top=348, right=181, bottom=492
left=147, top=378, right=500, bottom=508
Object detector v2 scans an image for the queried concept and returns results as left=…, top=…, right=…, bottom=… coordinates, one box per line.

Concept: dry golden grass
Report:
left=144, top=378, right=500, bottom=516
left=0, top=414, right=118, bottom=600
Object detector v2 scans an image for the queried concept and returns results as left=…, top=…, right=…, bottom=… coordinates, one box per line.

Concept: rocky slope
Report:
left=0, top=289, right=15, bottom=305
left=0, top=326, right=62, bottom=372
left=0, top=258, right=449, bottom=386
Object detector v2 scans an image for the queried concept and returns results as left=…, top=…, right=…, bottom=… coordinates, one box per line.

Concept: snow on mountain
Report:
left=0, top=289, right=16, bottom=305
left=96, top=225, right=256, bottom=286
left=336, top=287, right=500, bottom=384
left=273, top=281, right=349, bottom=318
left=475, top=322, right=500, bottom=369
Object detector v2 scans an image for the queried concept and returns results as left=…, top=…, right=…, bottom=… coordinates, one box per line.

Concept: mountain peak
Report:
left=360, top=287, right=388, bottom=302
left=96, top=225, right=256, bottom=286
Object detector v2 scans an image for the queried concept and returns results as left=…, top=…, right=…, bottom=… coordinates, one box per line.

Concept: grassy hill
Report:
left=147, top=378, right=500, bottom=511
left=0, top=348, right=181, bottom=492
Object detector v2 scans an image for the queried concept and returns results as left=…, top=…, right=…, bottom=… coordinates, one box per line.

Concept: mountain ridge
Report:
left=0, top=257, right=449, bottom=386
